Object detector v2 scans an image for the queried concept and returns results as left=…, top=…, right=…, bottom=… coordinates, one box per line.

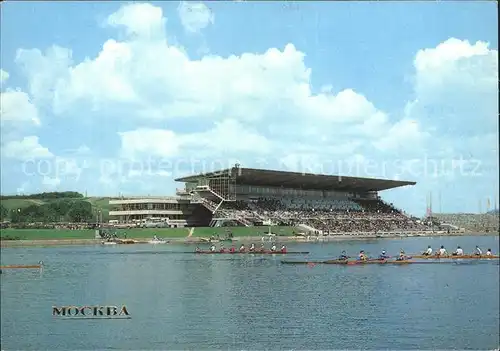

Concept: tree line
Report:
left=0, top=192, right=95, bottom=223
left=0, top=191, right=84, bottom=200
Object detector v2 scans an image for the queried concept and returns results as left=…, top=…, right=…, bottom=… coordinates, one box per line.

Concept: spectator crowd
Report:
left=217, top=197, right=430, bottom=233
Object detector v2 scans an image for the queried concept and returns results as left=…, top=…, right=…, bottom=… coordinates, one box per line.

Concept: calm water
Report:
left=1, top=236, right=499, bottom=350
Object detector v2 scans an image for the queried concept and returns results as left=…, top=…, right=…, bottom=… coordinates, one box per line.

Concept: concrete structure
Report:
left=108, top=166, right=416, bottom=228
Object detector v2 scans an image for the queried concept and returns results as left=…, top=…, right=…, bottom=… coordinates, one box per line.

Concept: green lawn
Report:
left=1, top=198, right=47, bottom=211
left=0, top=226, right=298, bottom=240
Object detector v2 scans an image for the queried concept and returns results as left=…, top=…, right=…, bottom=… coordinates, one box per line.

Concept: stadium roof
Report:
left=175, top=167, right=416, bottom=192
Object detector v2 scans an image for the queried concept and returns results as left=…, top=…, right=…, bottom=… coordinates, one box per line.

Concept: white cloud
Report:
left=408, top=38, right=498, bottom=136
left=177, top=2, right=214, bottom=33
left=106, top=2, right=166, bottom=40
left=1, top=69, right=9, bottom=83
left=12, top=3, right=406, bottom=161
left=119, top=129, right=180, bottom=158
left=119, top=119, right=271, bottom=159
left=373, top=119, right=429, bottom=151
left=14, top=45, right=73, bottom=108
left=2, top=136, right=53, bottom=160
left=13, top=5, right=388, bottom=138
left=0, top=89, right=41, bottom=125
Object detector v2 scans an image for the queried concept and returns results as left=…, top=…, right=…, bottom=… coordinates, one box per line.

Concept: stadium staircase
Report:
left=194, top=185, right=224, bottom=201
left=196, top=197, right=253, bottom=227
left=199, top=197, right=219, bottom=212
left=190, top=185, right=254, bottom=227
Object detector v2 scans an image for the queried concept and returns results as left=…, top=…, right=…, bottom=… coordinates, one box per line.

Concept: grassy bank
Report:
left=0, top=226, right=297, bottom=240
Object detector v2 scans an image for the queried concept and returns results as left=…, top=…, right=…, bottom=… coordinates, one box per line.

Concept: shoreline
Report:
left=1, top=232, right=498, bottom=248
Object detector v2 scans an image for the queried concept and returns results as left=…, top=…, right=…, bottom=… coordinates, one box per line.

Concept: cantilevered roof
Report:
left=175, top=167, right=416, bottom=192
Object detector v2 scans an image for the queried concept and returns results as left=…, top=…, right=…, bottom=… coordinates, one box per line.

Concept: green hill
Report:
left=1, top=193, right=115, bottom=222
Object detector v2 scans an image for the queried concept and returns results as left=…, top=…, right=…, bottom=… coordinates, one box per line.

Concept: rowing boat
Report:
left=195, top=251, right=309, bottom=255
left=280, top=259, right=473, bottom=265
left=0, top=264, right=43, bottom=269
left=411, top=254, right=499, bottom=259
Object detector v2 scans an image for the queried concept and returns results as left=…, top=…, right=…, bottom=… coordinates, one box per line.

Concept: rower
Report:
left=438, top=245, right=447, bottom=256
left=260, top=243, right=265, bottom=252
left=153, top=235, right=158, bottom=241
left=210, top=244, right=216, bottom=252
left=195, top=246, right=201, bottom=253
left=475, top=246, right=483, bottom=256
left=339, top=250, right=349, bottom=260
left=379, top=250, right=390, bottom=260
left=229, top=245, right=236, bottom=253
left=423, top=245, right=432, bottom=256
left=453, top=246, right=464, bottom=256
left=270, top=243, right=277, bottom=252
left=219, top=244, right=226, bottom=253
left=249, top=243, right=256, bottom=252
left=396, top=250, right=408, bottom=261
left=358, top=250, right=367, bottom=261
left=281, top=245, right=287, bottom=253
left=239, top=244, right=246, bottom=252
left=486, top=248, right=493, bottom=256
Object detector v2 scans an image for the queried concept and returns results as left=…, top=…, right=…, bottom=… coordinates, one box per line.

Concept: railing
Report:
left=199, top=197, right=218, bottom=213
left=234, top=215, right=252, bottom=227
left=194, top=185, right=225, bottom=201
left=213, top=200, right=224, bottom=213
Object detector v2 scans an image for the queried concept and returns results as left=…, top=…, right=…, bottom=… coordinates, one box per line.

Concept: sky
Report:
left=0, top=1, right=498, bottom=216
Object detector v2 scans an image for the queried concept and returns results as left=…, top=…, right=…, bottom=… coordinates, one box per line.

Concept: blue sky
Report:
left=1, top=1, right=498, bottom=216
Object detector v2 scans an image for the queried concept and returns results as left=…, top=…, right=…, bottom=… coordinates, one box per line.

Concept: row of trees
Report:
left=2, top=200, right=94, bottom=223
left=0, top=191, right=84, bottom=200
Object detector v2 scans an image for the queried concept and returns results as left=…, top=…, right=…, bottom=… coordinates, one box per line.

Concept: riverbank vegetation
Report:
left=1, top=192, right=110, bottom=223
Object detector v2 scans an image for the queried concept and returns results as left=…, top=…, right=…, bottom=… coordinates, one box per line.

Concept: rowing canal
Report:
left=1, top=235, right=499, bottom=350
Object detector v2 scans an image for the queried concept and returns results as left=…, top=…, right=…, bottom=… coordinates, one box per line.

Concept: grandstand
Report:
left=109, top=166, right=431, bottom=234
